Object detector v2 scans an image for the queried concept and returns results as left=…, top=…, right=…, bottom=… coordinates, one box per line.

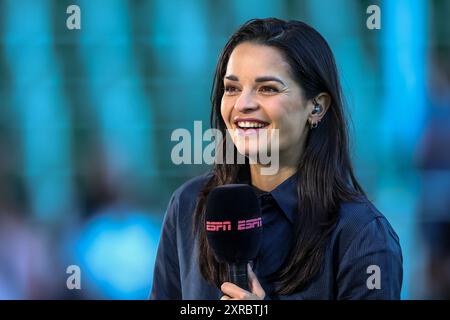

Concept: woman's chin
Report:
left=235, top=144, right=271, bottom=161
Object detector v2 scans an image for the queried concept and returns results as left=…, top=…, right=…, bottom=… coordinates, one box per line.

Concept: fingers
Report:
left=220, top=282, right=251, bottom=300
left=219, top=265, right=266, bottom=300
left=248, top=264, right=265, bottom=299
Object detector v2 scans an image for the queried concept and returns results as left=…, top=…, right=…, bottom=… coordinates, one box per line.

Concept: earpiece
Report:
left=312, top=98, right=322, bottom=115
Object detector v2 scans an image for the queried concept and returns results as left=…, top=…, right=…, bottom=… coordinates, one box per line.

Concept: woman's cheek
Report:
left=220, top=108, right=229, bottom=128
left=221, top=101, right=233, bottom=126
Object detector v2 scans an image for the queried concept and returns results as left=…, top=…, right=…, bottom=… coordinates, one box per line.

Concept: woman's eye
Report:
left=259, top=86, right=279, bottom=94
left=224, top=86, right=239, bottom=94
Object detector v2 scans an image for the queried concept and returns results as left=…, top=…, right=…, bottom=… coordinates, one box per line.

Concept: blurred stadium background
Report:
left=0, top=0, right=449, bottom=299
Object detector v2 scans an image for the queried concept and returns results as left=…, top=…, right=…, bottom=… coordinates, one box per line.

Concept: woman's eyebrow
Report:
left=224, top=75, right=285, bottom=86
left=224, top=75, right=239, bottom=81
left=255, top=76, right=285, bottom=85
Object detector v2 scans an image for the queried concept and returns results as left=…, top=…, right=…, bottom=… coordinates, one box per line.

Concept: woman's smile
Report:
left=233, top=117, right=270, bottom=136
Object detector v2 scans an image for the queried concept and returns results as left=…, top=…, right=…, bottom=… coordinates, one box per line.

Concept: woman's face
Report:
left=221, top=42, right=313, bottom=164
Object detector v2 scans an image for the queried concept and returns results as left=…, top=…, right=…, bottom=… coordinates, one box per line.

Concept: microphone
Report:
left=205, top=184, right=262, bottom=291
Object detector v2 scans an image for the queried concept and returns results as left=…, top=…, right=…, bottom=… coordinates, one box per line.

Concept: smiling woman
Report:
left=150, top=18, right=403, bottom=300
left=221, top=42, right=311, bottom=178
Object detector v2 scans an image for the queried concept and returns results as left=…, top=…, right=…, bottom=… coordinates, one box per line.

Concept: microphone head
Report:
left=205, top=184, right=262, bottom=264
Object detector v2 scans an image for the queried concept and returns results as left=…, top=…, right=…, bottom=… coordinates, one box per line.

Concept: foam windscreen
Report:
left=205, top=184, right=262, bottom=264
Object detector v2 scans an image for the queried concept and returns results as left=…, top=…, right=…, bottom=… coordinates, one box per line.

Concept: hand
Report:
left=220, top=264, right=265, bottom=300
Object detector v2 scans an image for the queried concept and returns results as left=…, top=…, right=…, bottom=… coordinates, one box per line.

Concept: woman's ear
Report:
left=309, top=92, right=331, bottom=124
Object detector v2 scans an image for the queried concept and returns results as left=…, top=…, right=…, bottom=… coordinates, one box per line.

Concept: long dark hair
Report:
left=193, top=18, right=365, bottom=295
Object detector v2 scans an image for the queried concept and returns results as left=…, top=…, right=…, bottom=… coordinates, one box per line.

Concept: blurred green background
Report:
left=0, top=0, right=449, bottom=299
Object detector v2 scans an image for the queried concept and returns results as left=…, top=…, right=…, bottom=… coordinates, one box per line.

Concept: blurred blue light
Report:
left=75, top=211, right=161, bottom=299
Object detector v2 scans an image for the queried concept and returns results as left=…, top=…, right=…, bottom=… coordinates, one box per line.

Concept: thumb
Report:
left=247, top=263, right=265, bottom=299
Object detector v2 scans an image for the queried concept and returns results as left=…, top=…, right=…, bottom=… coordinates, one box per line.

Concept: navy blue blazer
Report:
left=151, top=172, right=403, bottom=300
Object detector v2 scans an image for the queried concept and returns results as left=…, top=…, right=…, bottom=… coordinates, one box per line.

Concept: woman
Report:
left=151, top=18, right=403, bottom=300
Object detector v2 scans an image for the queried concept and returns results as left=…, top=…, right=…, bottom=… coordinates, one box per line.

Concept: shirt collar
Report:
left=269, top=173, right=298, bottom=224
left=236, top=166, right=299, bottom=224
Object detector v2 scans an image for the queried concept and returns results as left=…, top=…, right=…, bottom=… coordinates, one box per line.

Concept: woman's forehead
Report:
left=226, top=42, right=292, bottom=80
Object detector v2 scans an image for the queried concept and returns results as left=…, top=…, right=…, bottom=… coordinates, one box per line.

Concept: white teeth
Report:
left=237, top=121, right=267, bottom=128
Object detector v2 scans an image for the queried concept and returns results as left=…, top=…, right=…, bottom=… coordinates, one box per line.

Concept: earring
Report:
left=310, top=98, right=321, bottom=129
left=312, top=98, right=322, bottom=115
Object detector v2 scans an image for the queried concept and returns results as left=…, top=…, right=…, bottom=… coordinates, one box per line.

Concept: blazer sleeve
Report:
left=336, top=217, right=403, bottom=299
left=150, top=192, right=182, bottom=300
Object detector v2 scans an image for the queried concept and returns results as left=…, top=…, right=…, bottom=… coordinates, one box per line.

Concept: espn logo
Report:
left=238, top=217, right=262, bottom=230
left=206, top=217, right=262, bottom=231
left=206, top=221, right=231, bottom=231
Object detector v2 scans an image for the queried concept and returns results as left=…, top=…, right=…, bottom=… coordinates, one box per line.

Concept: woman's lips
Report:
left=233, top=118, right=269, bottom=125
left=236, top=127, right=264, bottom=136
left=234, top=124, right=271, bottom=136
left=231, top=118, right=270, bottom=136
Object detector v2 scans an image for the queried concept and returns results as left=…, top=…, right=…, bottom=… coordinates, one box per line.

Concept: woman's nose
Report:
left=234, top=90, right=259, bottom=113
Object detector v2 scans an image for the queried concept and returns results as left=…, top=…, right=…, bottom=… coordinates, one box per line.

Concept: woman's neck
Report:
left=249, top=164, right=297, bottom=192
left=249, top=135, right=304, bottom=191
left=248, top=127, right=308, bottom=191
